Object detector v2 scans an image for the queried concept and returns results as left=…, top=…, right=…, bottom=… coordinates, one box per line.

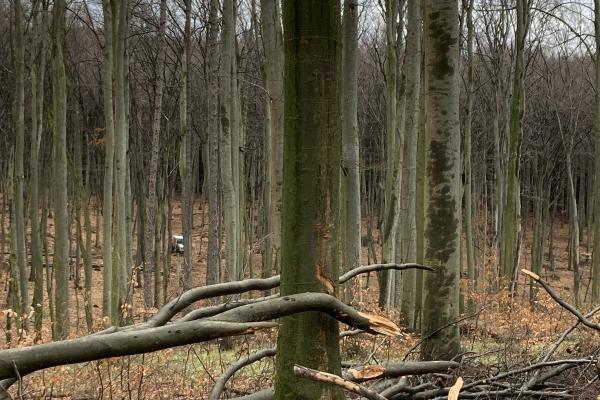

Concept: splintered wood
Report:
left=357, top=311, right=401, bottom=336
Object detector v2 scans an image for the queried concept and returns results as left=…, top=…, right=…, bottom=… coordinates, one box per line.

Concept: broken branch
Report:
left=521, top=269, right=600, bottom=331
left=293, top=365, right=387, bottom=400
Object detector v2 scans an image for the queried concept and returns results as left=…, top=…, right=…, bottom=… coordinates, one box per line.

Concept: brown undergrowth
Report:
left=0, top=202, right=598, bottom=398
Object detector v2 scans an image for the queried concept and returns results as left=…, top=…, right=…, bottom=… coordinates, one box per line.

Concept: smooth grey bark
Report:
left=421, top=0, right=461, bottom=361
left=260, top=0, right=284, bottom=280
left=232, top=12, right=244, bottom=283
left=206, top=0, right=220, bottom=287
left=221, top=0, right=239, bottom=283
left=501, top=0, right=528, bottom=279
left=463, top=0, right=476, bottom=310
left=101, top=0, right=115, bottom=319
left=52, top=0, right=70, bottom=339
left=342, top=0, right=361, bottom=304
left=380, top=0, right=400, bottom=309
left=30, top=0, right=47, bottom=341
left=0, top=290, right=400, bottom=385
left=415, top=74, right=426, bottom=331
left=180, top=0, right=194, bottom=292
left=399, top=0, right=421, bottom=329
left=111, top=0, right=129, bottom=322
left=143, top=0, right=167, bottom=308
left=13, top=0, right=28, bottom=331
left=592, top=0, right=600, bottom=302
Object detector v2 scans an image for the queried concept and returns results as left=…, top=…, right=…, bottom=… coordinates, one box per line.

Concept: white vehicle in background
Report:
left=171, top=235, right=184, bottom=254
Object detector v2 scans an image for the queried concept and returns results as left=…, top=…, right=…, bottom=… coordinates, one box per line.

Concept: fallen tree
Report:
left=2, top=264, right=597, bottom=400
left=0, top=262, right=428, bottom=395
left=214, top=269, right=600, bottom=399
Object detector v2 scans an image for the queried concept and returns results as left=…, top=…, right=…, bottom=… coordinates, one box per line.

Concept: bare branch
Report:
left=210, top=348, right=276, bottom=400
left=343, top=361, right=460, bottom=382
left=208, top=293, right=400, bottom=336
left=338, top=263, right=433, bottom=283
left=0, top=293, right=399, bottom=383
left=293, top=364, right=388, bottom=400
left=0, top=321, right=277, bottom=381
left=521, top=269, right=600, bottom=331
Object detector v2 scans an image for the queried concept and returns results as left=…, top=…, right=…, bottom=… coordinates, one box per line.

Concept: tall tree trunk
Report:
left=13, top=0, right=28, bottom=332
left=143, top=0, right=167, bottom=308
left=564, top=150, right=580, bottom=305
left=233, top=21, right=244, bottom=283
left=591, top=0, right=600, bottom=302
left=415, top=74, right=426, bottom=332
left=206, top=0, right=220, bottom=287
left=220, top=0, right=239, bottom=283
left=180, top=0, right=194, bottom=293
left=421, top=0, right=461, bottom=361
left=101, top=0, right=115, bottom=320
left=260, top=0, right=284, bottom=281
left=274, top=2, right=343, bottom=398
left=530, top=154, right=543, bottom=304
left=501, top=0, right=528, bottom=280
left=30, top=0, right=48, bottom=341
left=380, top=0, right=399, bottom=309
left=463, top=0, right=476, bottom=310
left=52, top=0, right=70, bottom=339
left=341, top=0, right=361, bottom=303
left=112, top=0, right=129, bottom=323
left=399, top=0, right=422, bottom=329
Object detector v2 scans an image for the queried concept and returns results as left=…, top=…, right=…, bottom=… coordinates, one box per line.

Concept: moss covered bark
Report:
left=274, top=2, right=343, bottom=399
left=421, top=0, right=461, bottom=361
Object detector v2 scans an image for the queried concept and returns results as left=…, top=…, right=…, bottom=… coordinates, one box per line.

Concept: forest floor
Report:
left=0, top=200, right=598, bottom=399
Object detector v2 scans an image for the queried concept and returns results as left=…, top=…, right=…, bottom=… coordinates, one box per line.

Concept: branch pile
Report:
left=0, top=263, right=429, bottom=395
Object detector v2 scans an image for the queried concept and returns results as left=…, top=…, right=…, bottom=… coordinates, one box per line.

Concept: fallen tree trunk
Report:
left=0, top=321, right=276, bottom=380
left=0, top=293, right=399, bottom=382
left=96, top=262, right=429, bottom=335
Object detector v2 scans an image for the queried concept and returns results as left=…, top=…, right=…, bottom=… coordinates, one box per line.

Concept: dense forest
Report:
left=0, top=0, right=599, bottom=399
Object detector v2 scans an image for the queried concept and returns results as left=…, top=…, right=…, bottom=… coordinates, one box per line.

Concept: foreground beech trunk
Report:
left=421, top=0, right=461, bottom=360
left=274, top=1, right=343, bottom=399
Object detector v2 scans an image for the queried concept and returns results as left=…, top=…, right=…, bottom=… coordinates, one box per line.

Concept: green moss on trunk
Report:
left=274, top=2, right=343, bottom=399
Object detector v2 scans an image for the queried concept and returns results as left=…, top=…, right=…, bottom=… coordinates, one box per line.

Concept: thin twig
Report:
left=403, top=307, right=487, bottom=361
left=522, top=269, right=600, bottom=331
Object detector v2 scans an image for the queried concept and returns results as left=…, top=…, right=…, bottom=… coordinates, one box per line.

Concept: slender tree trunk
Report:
left=143, top=0, right=167, bottom=308
left=399, top=0, right=422, bottom=329
left=30, top=0, right=47, bottom=341
left=101, top=0, right=115, bottom=320
left=421, top=0, right=461, bottom=361
left=530, top=154, right=543, bottom=304
left=380, top=0, right=399, bottom=309
left=274, top=2, right=343, bottom=398
left=112, top=0, right=129, bottom=323
left=501, top=0, right=528, bottom=280
left=565, top=152, right=580, bottom=305
left=232, top=22, right=244, bottom=283
left=463, top=0, right=476, bottom=309
left=206, top=0, right=220, bottom=287
left=13, top=0, right=28, bottom=332
left=220, top=0, right=239, bottom=283
left=180, top=0, right=194, bottom=293
left=260, top=0, right=284, bottom=281
left=52, top=0, right=70, bottom=339
left=341, top=0, right=361, bottom=303
left=591, top=0, right=600, bottom=302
